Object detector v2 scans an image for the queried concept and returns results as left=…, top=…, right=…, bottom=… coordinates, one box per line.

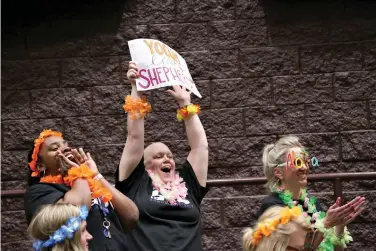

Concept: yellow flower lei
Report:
left=252, top=206, right=303, bottom=246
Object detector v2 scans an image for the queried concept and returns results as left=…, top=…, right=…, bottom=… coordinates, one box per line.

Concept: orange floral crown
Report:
left=29, top=129, right=63, bottom=177
left=252, top=206, right=302, bottom=246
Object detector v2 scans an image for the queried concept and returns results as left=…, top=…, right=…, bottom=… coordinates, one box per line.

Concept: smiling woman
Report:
left=24, top=129, right=139, bottom=251
left=115, top=61, right=209, bottom=251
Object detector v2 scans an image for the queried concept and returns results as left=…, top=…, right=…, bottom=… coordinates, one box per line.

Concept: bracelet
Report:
left=123, top=95, right=152, bottom=120
left=177, top=104, right=200, bottom=121
left=94, top=173, right=104, bottom=181
left=317, top=227, right=353, bottom=251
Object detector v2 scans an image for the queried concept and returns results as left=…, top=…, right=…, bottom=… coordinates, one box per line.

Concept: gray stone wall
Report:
left=2, top=1, right=376, bottom=250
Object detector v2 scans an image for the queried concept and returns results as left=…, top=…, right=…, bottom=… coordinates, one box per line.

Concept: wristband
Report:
left=94, top=173, right=104, bottom=181
left=176, top=104, right=200, bottom=121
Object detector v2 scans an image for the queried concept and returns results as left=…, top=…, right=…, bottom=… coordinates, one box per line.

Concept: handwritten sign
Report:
left=128, top=39, right=202, bottom=98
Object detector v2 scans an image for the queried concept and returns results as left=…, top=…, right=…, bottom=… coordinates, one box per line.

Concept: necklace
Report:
left=147, top=170, right=188, bottom=205
left=274, top=188, right=326, bottom=226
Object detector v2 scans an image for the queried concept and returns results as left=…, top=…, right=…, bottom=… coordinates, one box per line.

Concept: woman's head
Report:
left=144, top=142, right=176, bottom=184
left=242, top=206, right=312, bottom=251
left=28, top=129, right=73, bottom=178
left=28, top=204, right=92, bottom=251
left=262, top=136, right=311, bottom=192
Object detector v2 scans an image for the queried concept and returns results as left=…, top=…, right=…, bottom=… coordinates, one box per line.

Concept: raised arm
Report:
left=168, top=86, right=209, bottom=187
left=118, top=61, right=146, bottom=182
left=74, top=149, right=139, bottom=231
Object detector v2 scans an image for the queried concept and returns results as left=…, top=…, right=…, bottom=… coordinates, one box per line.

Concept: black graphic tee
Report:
left=115, top=158, right=209, bottom=251
left=24, top=183, right=128, bottom=251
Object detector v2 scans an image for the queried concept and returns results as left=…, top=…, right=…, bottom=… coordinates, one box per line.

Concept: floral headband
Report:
left=252, top=206, right=303, bottom=246
left=33, top=205, right=89, bottom=251
left=29, top=129, right=63, bottom=177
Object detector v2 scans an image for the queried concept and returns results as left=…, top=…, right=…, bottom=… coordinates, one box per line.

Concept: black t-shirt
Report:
left=24, top=183, right=129, bottom=251
left=115, top=158, right=209, bottom=251
left=257, top=192, right=324, bottom=219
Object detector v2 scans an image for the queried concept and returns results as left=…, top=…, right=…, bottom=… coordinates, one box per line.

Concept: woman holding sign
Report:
left=257, top=136, right=366, bottom=251
left=115, top=61, right=209, bottom=251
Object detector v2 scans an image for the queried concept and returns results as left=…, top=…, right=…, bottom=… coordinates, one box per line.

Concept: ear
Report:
left=273, top=167, right=283, bottom=180
left=36, top=162, right=46, bottom=173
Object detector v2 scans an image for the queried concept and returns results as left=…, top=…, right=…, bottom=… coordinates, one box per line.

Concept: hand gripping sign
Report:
left=128, top=39, right=202, bottom=98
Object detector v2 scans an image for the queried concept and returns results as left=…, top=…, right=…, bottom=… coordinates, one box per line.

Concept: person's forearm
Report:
left=184, top=114, right=208, bottom=150
left=100, top=177, right=139, bottom=231
left=63, top=178, right=91, bottom=209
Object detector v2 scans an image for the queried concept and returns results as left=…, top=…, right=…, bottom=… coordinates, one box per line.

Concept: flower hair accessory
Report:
left=123, top=95, right=152, bottom=120
left=252, top=206, right=302, bottom=246
left=177, top=104, right=200, bottom=121
left=32, top=205, right=89, bottom=251
left=29, top=129, right=63, bottom=177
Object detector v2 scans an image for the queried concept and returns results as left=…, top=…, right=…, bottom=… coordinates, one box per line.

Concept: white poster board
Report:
left=128, top=39, right=201, bottom=98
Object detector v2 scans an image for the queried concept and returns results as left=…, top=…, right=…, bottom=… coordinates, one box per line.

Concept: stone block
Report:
left=83, top=144, right=124, bottom=175
left=208, top=166, right=264, bottom=180
left=331, top=19, right=376, bottom=42
left=2, top=119, right=63, bottom=150
left=149, top=23, right=208, bottom=52
left=1, top=241, right=33, bottom=251
left=222, top=196, right=264, bottom=227
left=202, top=227, right=243, bottom=251
left=182, top=50, right=239, bottom=80
left=268, top=21, right=330, bottom=45
left=200, top=109, right=244, bottom=138
left=1, top=60, right=59, bottom=90
left=151, top=80, right=210, bottom=112
left=370, top=100, right=376, bottom=129
left=1, top=151, right=29, bottom=181
left=341, top=131, right=376, bottom=160
left=208, top=20, right=267, bottom=50
left=61, top=57, right=121, bottom=87
left=273, top=74, right=333, bottom=104
left=245, top=105, right=305, bottom=135
left=1, top=181, right=28, bottom=190
left=211, top=78, right=272, bottom=108
left=334, top=71, right=376, bottom=101
left=201, top=198, right=222, bottom=229
left=236, top=0, right=265, bottom=19
left=31, top=88, right=91, bottom=118
left=64, top=116, right=125, bottom=146
left=92, top=85, right=129, bottom=115
left=300, top=43, right=362, bottom=73
left=306, top=102, right=368, bottom=132
left=208, top=136, right=276, bottom=167
left=1, top=198, right=24, bottom=211
left=364, top=41, right=376, bottom=70
left=144, top=112, right=185, bottom=142
left=1, top=91, right=31, bottom=120
left=1, top=211, right=28, bottom=242
left=240, top=47, right=299, bottom=77
left=177, top=0, right=235, bottom=22
left=284, top=133, right=340, bottom=162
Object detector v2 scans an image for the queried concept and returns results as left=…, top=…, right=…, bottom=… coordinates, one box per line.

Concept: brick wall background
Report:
left=2, top=0, right=376, bottom=250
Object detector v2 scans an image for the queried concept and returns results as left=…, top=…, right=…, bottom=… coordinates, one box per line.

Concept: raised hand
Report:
left=72, top=148, right=99, bottom=176
left=167, top=85, right=192, bottom=107
left=323, top=196, right=366, bottom=228
left=127, top=61, right=138, bottom=85
left=56, top=150, right=80, bottom=176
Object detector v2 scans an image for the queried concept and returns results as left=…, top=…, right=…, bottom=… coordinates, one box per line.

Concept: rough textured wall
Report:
left=1, top=0, right=376, bottom=250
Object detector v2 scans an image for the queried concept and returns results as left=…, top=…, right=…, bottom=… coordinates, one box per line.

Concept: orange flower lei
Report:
left=40, top=164, right=113, bottom=203
left=252, top=206, right=302, bottom=246
left=29, top=129, right=63, bottom=177
left=177, top=104, right=200, bottom=121
left=123, top=95, right=152, bottom=120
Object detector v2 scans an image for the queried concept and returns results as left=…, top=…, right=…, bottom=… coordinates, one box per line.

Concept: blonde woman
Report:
left=28, top=204, right=92, bottom=251
left=258, top=136, right=366, bottom=251
left=243, top=206, right=323, bottom=251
